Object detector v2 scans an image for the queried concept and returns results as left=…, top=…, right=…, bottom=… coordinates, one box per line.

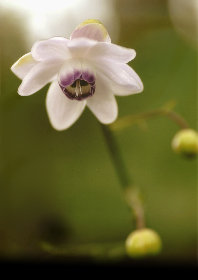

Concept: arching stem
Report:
left=110, top=108, right=189, bottom=131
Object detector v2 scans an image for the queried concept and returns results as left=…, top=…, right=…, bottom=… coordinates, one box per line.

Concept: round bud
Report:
left=172, top=129, right=198, bottom=157
left=125, top=228, right=162, bottom=258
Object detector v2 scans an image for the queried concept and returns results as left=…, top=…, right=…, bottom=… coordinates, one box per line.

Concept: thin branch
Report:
left=110, top=108, right=189, bottom=131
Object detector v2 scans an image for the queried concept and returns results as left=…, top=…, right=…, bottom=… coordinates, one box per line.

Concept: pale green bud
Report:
left=172, top=129, right=198, bottom=157
left=125, top=228, right=162, bottom=258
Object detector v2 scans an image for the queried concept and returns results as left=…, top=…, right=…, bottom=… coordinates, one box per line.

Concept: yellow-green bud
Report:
left=125, top=228, right=162, bottom=258
left=172, top=129, right=198, bottom=157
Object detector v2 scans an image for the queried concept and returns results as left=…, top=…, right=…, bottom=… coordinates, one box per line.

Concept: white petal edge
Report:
left=46, top=81, right=86, bottom=131
left=87, top=76, right=118, bottom=124
left=18, top=61, right=63, bottom=96
left=95, top=60, right=144, bottom=96
left=31, top=37, right=71, bottom=62
left=88, top=42, right=136, bottom=63
left=11, top=53, right=38, bottom=79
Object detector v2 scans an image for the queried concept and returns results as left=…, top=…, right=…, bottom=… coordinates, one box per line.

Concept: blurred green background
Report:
left=0, top=0, right=197, bottom=264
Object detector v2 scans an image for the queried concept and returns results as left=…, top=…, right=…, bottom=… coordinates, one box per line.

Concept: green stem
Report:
left=110, top=108, right=189, bottom=131
left=100, top=124, right=131, bottom=188
left=165, top=110, right=189, bottom=129
left=100, top=107, right=189, bottom=229
left=100, top=123, right=145, bottom=229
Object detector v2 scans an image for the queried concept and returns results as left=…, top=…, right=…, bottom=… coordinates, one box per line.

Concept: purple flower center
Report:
left=59, top=70, right=96, bottom=101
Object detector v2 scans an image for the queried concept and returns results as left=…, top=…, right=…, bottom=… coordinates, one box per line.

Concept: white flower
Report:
left=11, top=19, right=143, bottom=130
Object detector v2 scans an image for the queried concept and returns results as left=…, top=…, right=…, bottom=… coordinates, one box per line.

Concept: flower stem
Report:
left=100, top=124, right=145, bottom=229
left=165, top=110, right=189, bottom=129
left=110, top=108, right=189, bottom=131
left=100, top=124, right=131, bottom=188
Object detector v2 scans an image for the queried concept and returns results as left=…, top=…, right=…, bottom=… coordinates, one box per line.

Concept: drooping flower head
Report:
left=11, top=19, right=143, bottom=130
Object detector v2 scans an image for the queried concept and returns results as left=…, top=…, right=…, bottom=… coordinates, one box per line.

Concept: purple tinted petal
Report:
left=59, top=69, right=81, bottom=87
left=74, top=70, right=81, bottom=80
left=82, top=71, right=95, bottom=84
left=70, top=20, right=111, bottom=42
left=59, top=73, right=74, bottom=87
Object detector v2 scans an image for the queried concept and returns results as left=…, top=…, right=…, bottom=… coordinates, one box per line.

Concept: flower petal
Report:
left=31, top=37, right=70, bottom=62
left=70, top=19, right=111, bottom=42
left=58, top=59, right=81, bottom=87
left=11, top=53, right=38, bottom=79
left=88, top=42, right=136, bottom=63
left=18, top=61, right=63, bottom=96
left=96, top=60, right=144, bottom=95
left=87, top=76, right=118, bottom=124
left=67, top=38, right=97, bottom=58
left=46, top=81, right=86, bottom=130
left=58, top=59, right=95, bottom=87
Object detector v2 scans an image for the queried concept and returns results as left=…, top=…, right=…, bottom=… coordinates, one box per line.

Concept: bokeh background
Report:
left=0, top=0, right=197, bottom=265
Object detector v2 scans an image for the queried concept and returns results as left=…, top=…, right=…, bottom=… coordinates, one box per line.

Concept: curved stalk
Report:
left=110, top=108, right=189, bottom=131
